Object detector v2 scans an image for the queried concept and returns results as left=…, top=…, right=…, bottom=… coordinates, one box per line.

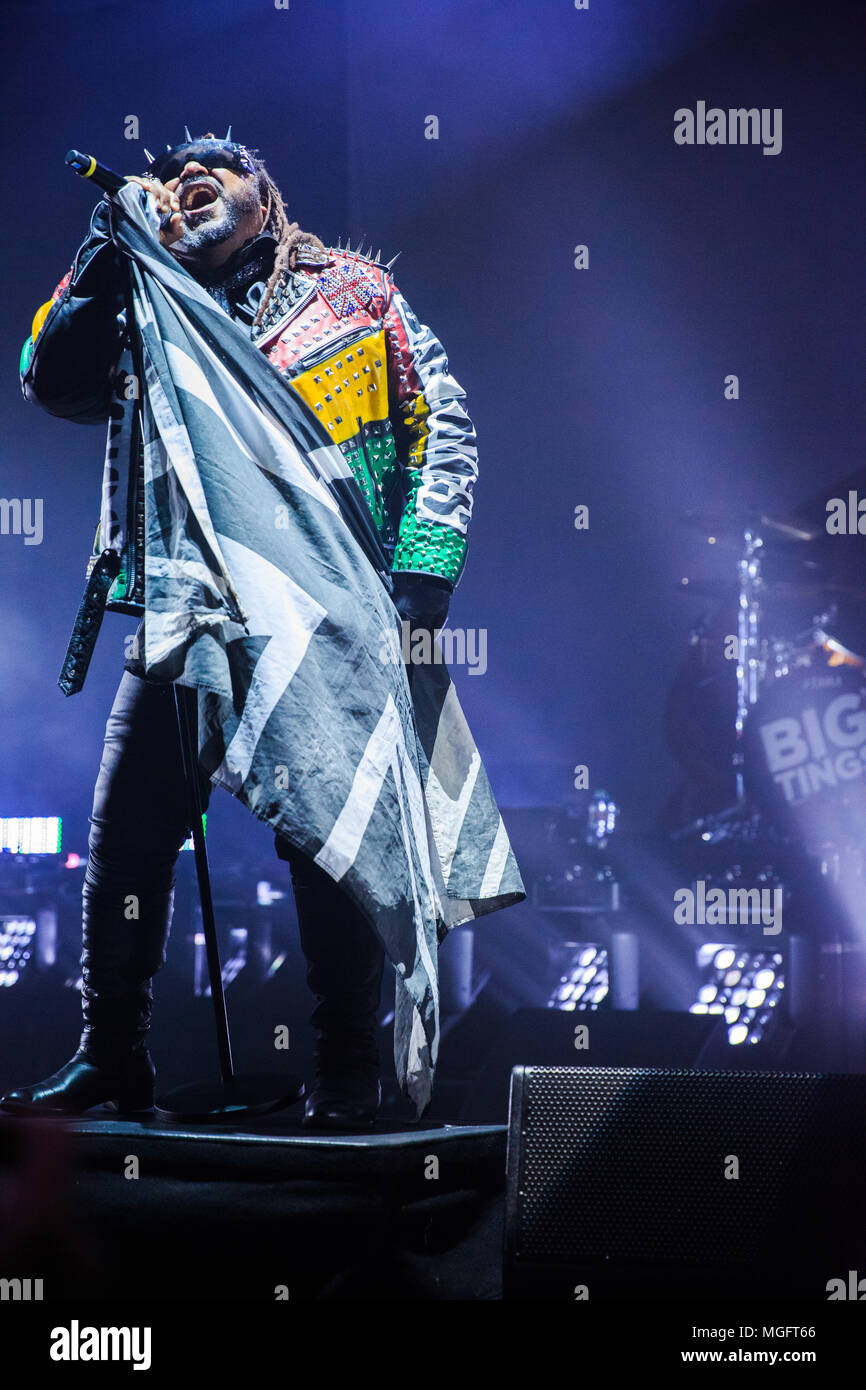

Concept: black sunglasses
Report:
left=148, top=142, right=256, bottom=185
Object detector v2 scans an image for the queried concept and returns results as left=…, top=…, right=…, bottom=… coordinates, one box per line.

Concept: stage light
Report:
left=193, top=923, right=246, bottom=994
left=256, top=880, right=285, bottom=906
left=266, top=952, right=287, bottom=978
left=0, top=918, right=35, bottom=986
left=0, top=817, right=61, bottom=854
left=587, top=793, right=617, bottom=845
left=547, top=944, right=609, bottom=1011
left=692, top=945, right=786, bottom=1048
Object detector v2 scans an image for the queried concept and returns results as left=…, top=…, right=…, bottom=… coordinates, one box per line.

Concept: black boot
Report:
left=0, top=884, right=174, bottom=1118
left=291, top=866, right=386, bottom=1130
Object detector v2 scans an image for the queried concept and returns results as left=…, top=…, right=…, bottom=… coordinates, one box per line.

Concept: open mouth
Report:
left=179, top=177, right=222, bottom=216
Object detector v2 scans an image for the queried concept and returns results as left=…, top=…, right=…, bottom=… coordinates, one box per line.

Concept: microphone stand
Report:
left=156, top=686, right=304, bottom=1122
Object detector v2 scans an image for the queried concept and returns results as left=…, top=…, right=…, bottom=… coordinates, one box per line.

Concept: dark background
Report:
left=1, top=0, right=862, bottom=860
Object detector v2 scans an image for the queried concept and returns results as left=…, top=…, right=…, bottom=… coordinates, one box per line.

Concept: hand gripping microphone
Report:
left=65, top=150, right=175, bottom=230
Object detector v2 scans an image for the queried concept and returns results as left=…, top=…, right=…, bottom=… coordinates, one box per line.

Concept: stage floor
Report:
left=64, top=1112, right=507, bottom=1181
left=0, top=1111, right=508, bottom=1300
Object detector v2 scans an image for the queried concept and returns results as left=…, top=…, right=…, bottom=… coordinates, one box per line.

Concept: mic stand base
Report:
left=155, top=1073, right=305, bottom=1122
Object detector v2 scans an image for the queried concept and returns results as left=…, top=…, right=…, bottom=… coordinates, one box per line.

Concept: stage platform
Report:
left=0, top=1110, right=508, bottom=1301
left=68, top=1112, right=506, bottom=1182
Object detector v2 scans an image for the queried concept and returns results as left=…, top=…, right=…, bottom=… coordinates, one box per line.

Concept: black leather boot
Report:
left=0, top=884, right=174, bottom=1118
left=291, top=866, right=386, bottom=1131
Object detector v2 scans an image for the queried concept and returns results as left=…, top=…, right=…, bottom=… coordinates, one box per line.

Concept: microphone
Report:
left=65, top=149, right=127, bottom=194
left=65, top=150, right=176, bottom=231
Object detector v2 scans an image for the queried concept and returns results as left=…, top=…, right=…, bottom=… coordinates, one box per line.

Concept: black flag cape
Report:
left=99, top=183, right=524, bottom=1111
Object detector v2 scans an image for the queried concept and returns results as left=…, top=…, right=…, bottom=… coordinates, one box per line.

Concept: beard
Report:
left=171, top=178, right=262, bottom=258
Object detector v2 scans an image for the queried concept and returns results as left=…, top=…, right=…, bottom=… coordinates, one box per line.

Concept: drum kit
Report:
left=674, top=504, right=866, bottom=859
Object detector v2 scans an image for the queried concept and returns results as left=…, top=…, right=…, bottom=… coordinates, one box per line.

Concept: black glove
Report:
left=390, top=571, right=452, bottom=632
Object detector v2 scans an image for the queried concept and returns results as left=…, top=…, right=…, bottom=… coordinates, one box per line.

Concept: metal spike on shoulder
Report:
left=385, top=251, right=402, bottom=272
left=184, top=125, right=192, bottom=141
left=330, top=238, right=392, bottom=266
left=143, top=147, right=155, bottom=166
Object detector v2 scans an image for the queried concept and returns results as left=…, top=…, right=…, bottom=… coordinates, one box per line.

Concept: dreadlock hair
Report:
left=248, top=152, right=326, bottom=329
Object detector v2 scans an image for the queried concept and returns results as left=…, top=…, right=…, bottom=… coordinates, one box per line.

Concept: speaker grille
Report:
left=509, top=1067, right=866, bottom=1265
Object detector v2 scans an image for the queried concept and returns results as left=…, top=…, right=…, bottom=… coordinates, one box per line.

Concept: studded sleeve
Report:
left=383, top=279, right=478, bottom=586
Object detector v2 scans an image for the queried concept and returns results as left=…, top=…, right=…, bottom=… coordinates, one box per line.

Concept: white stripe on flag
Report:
left=212, top=534, right=326, bottom=791
left=424, top=756, right=481, bottom=885
left=479, top=818, right=510, bottom=897
left=163, top=341, right=261, bottom=465
left=406, top=1006, right=430, bottom=1087
left=138, top=342, right=239, bottom=602
left=391, top=743, right=440, bottom=1062
left=162, top=294, right=342, bottom=513
left=145, top=554, right=235, bottom=593
left=314, top=696, right=403, bottom=880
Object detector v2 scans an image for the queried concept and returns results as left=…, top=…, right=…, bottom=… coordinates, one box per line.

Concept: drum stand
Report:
left=155, top=684, right=304, bottom=1121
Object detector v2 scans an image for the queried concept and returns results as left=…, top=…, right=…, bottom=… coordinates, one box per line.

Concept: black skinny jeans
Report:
left=85, top=669, right=359, bottom=912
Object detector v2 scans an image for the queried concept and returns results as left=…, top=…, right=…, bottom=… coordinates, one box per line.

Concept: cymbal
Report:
left=680, top=510, right=821, bottom=543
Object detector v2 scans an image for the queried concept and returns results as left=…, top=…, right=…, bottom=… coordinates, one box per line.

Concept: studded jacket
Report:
left=20, top=200, right=479, bottom=627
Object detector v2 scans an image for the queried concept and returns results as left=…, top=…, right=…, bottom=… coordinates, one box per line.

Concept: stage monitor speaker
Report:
left=504, top=1066, right=866, bottom=1300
